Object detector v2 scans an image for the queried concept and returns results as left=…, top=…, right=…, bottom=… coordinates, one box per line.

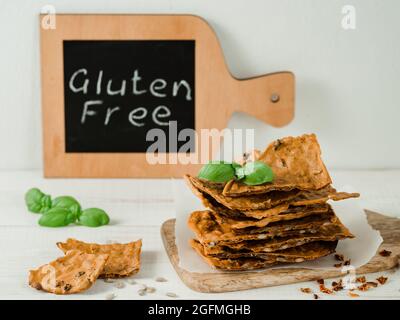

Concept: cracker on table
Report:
left=29, top=250, right=108, bottom=294
left=57, top=238, right=142, bottom=278
left=222, top=134, right=332, bottom=197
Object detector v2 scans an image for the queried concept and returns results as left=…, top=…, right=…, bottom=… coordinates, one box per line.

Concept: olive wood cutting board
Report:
left=161, top=210, right=400, bottom=293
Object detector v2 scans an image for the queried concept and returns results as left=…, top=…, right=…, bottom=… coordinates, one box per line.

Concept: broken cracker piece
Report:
left=334, top=253, right=344, bottom=261
left=57, top=238, right=142, bottom=278
left=29, top=250, right=108, bottom=295
left=357, top=281, right=378, bottom=291
left=319, top=284, right=333, bottom=294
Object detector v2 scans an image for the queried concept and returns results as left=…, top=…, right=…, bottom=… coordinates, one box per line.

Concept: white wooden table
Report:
left=0, top=169, right=399, bottom=300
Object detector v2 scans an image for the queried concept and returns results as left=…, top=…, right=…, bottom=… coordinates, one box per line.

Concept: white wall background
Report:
left=0, top=0, right=399, bottom=170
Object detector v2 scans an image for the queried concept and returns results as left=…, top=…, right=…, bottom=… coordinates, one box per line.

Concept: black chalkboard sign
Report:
left=63, top=40, right=195, bottom=153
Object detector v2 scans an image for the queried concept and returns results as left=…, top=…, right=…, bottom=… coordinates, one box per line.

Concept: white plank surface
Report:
left=0, top=169, right=399, bottom=300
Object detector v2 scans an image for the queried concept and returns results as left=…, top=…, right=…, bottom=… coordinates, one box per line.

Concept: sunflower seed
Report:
left=105, top=293, right=116, bottom=300
left=103, top=278, right=115, bottom=283
left=138, top=289, right=146, bottom=296
left=166, top=292, right=178, bottom=298
left=145, top=286, right=156, bottom=293
left=114, top=281, right=125, bottom=289
left=155, top=277, right=168, bottom=282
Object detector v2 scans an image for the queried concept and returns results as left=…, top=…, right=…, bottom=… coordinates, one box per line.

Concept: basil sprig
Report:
left=25, top=188, right=52, bottom=213
left=24, top=188, right=110, bottom=228
left=78, top=208, right=110, bottom=227
left=198, top=160, right=274, bottom=185
left=198, top=161, right=236, bottom=183
left=39, top=207, right=77, bottom=228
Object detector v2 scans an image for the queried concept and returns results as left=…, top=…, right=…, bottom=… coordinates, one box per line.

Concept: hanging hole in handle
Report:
left=270, top=93, right=280, bottom=103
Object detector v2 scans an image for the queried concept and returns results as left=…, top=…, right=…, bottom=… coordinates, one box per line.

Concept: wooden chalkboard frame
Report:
left=40, top=14, right=295, bottom=178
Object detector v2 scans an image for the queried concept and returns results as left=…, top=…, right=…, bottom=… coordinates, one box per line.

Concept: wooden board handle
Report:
left=230, top=72, right=295, bottom=127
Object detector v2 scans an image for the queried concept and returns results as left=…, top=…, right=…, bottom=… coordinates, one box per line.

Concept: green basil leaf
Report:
left=52, top=196, right=81, bottom=218
left=78, top=208, right=110, bottom=227
left=25, top=188, right=52, bottom=214
left=242, top=161, right=274, bottom=186
left=38, top=207, right=74, bottom=227
left=198, top=161, right=236, bottom=183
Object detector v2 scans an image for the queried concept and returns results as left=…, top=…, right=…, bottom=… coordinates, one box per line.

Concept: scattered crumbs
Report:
left=138, top=289, right=146, bottom=296
left=379, top=249, right=392, bottom=257
left=105, top=293, right=116, bottom=300
left=366, top=281, right=378, bottom=288
left=348, top=291, right=359, bottom=298
left=334, top=254, right=344, bottom=262
left=334, top=263, right=342, bottom=268
left=317, top=279, right=324, bottom=285
left=300, top=288, right=312, bottom=294
left=114, top=281, right=125, bottom=289
left=358, top=282, right=378, bottom=291
left=103, top=278, right=115, bottom=283
left=145, top=286, right=156, bottom=294
left=344, top=259, right=351, bottom=266
left=155, top=277, right=168, bottom=283
left=127, top=279, right=137, bottom=285
left=376, top=276, right=388, bottom=285
left=332, top=280, right=344, bottom=291
left=166, top=292, right=178, bottom=298
left=319, top=284, right=333, bottom=294
left=313, top=294, right=319, bottom=300
left=356, top=276, right=366, bottom=283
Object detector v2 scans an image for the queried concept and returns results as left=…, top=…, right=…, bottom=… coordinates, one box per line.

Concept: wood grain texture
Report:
left=161, top=210, right=400, bottom=293
left=40, top=14, right=295, bottom=178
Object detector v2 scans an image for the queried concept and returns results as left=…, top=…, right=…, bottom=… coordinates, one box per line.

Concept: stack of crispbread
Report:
left=185, top=134, right=359, bottom=271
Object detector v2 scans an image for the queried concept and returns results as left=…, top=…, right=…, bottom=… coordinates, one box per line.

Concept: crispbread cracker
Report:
left=215, top=204, right=330, bottom=229
left=57, top=238, right=142, bottom=278
left=223, top=134, right=332, bottom=197
left=190, top=239, right=276, bottom=271
left=191, top=180, right=358, bottom=220
left=188, top=209, right=338, bottom=245
left=204, top=240, right=337, bottom=261
left=204, top=220, right=353, bottom=255
left=29, top=250, right=108, bottom=294
left=190, top=240, right=337, bottom=270
left=185, top=174, right=300, bottom=211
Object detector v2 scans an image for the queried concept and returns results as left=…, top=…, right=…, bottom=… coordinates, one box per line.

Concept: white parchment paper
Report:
left=172, top=179, right=383, bottom=273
